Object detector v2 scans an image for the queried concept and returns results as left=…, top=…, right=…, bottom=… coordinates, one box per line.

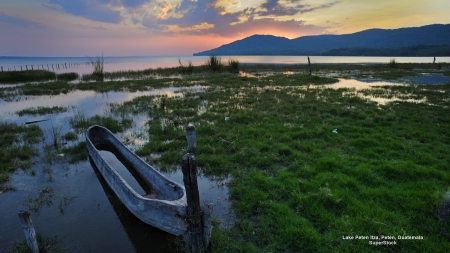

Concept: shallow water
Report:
left=0, top=85, right=233, bottom=252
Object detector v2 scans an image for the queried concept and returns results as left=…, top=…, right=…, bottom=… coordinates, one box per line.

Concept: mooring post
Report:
left=182, top=154, right=205, bottom=253
left=18, top=210, right=39, bottom=253
left=185, top=126, right=197, bottom=153
left=1, top=66, right=3, bottom=72
left=307, top=56, right=312, bottom=76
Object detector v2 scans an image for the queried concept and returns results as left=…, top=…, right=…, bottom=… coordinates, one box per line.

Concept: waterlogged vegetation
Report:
left=1, top=60, right=450, bottom=252
left=16, top=106, right=68, bottom=116
left=0, top=123, right=43, bottom=190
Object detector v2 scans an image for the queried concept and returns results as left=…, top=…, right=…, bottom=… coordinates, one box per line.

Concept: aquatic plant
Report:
left=227, top=59, right=240, bottom=73
left=178, top=58, right=194, bottom=74
left=388, top=58, right=398, bottom=68
left=0, top=70, right=56, bottom=83
left=46, top=122, right=63, bottom=148
left=87, top=54, right=104, bottom=81
left=6, top=232, right=62, bottom=253
left=16, top=106, right=68, bottom=116
left=206, top=55, right=223, bottom=72
left=56, top=72, right=79, bottom=81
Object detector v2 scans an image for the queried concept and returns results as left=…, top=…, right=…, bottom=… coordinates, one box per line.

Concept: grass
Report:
left=228, top=59, right=240, bottom=73
left=2, top=63, right=450, bottom=252
left=86, top=54, right=104, bottom=81
left=56, top=72, right=79, bottom=81
left=0, top=70, right=56, bottom=83
left=25, top=186, right=54, bottom=213
left=388, top=58, right=398, bottom=68
left=16, top=106, right=68, bottom=116
left=6, top=232, right=62, bottom=253
left=207, top=55, right=223, bottom=72
left=46, top=122, right=63, bottom=148
left=70, top=114, right=132, bottom=134
left=106, top=71, right=450, bottom=252
left=0, top=122, right=42, bottom=190
left=179, top=58, right=194, bottom=74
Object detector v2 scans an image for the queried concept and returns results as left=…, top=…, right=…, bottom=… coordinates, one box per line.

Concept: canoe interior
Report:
left=87, top=125, right=185, bottom=202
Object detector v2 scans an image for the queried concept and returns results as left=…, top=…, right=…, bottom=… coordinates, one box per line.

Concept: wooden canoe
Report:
left=86, top=125, right=211, bottom=241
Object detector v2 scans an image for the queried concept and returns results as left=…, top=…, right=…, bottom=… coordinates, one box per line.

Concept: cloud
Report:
left=42, top=0, right=337, bottom=37
left=45, top=0, right=123, bottom=23
left=0, top=11, right=46, bottom=29
left=219, top=18, right=330, bottom=38
left=249, top=0, right=341, bottom=16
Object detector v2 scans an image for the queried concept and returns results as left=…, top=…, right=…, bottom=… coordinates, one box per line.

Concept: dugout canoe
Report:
left=86, top=125, right=211, bottom=241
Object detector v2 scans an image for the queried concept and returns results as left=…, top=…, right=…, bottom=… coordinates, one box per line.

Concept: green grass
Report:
left=6, top=232, right=62, bottom=253
left=228, top=59, right=240, bottom=73
left=207, top=55, right=223, bottom=72
left=56, top=72, right=79, bottom=81
left=2, top=64, right=450, bottom=252
left=0, top=122, right=42, bottom=190
left=0, top=70, right=56, bottom=83
left=87, top=55, right=104, bottom=81
left=106, top=72, right=450, bottom=252
left=70, top=114, right=132, bottom=134
left=16, top=106, right=68, bottom=116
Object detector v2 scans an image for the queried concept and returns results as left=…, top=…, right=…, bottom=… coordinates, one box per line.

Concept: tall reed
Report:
left=228, top=58, right=240, bottom=73
left=206, top=55, right=223, bottom=72
left=87, top=54, right=104, bottom=81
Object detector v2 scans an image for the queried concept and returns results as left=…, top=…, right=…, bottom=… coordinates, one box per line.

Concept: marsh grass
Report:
left=46, top=122, right=63, bottom=148
left=111, top=72, right=450, bottom=252
left=207, top=55, right=223, bottom=72
left=0, top=122, right=42, bottom=190
left=228, top=59, right=240, bottom=73
left=61, top=141, right=88, bottom=163
left=6, top=232, right=62, bottom=253
left=87, top=55, right=104, bottom=81
left=2, top=64, right=450, bottom=252
left=63, top=131, right=78, bottom=141
left=178, top=58, right=194, bottom=74
left=0, top=70, right=56, bottom=83
left=388, top=58, right=398, bottom=68
left=56, top=72, right=79, bottom=81
left=70, top=114, right=132, bottom=134
left=16, top=106, right=68, bottom=116
left=25, top=186, right=54, bottom=213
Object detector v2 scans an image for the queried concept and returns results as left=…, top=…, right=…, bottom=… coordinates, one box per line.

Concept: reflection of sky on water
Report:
left=310, top=78, right=434, bottom=106
left=0, top=86, right=207, bottom=124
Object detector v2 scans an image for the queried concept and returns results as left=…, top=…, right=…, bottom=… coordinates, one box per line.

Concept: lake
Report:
left=1, top=56, right=448, bottom=75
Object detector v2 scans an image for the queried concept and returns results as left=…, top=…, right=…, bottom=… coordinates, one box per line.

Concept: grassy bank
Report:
left=112, top=72, right=450, bottom=252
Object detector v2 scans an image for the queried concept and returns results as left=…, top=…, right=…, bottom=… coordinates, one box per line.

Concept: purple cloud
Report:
left=0, top=11, right=46, bottom=29
left=45, top=0, right=123, bottom=23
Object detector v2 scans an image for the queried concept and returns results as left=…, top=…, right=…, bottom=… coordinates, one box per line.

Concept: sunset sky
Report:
left=1, top=0, right=450, bottom=56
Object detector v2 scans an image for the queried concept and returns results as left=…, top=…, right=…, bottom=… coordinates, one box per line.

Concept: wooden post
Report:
left=1, top=66, right=2, bottom=72
left=307, top=56, right=312, bottom=76
left=434, top=57, right=436, bottom=64
left=182, top=154, right=205, bottom=253
left=185, top=126, right=197, bottom=153
left=18, top=210, right=39, bottom=253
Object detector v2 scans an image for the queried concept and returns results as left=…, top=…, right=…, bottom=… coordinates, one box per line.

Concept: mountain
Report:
left=193, top=24, right=450, bottom=56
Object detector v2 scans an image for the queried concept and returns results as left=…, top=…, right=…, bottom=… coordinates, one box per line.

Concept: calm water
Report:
left=1, top=56, right=448, bottom=75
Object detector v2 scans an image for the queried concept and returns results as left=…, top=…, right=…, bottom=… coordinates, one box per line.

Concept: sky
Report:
left=1, top=0, right=449, bottom=56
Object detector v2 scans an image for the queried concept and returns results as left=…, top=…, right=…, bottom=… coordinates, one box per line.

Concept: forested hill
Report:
left=193, top=24, right=450, bottom=56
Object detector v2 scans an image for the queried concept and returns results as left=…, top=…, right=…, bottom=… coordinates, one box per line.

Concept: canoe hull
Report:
left=86, top=125, right=191, bottom=236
